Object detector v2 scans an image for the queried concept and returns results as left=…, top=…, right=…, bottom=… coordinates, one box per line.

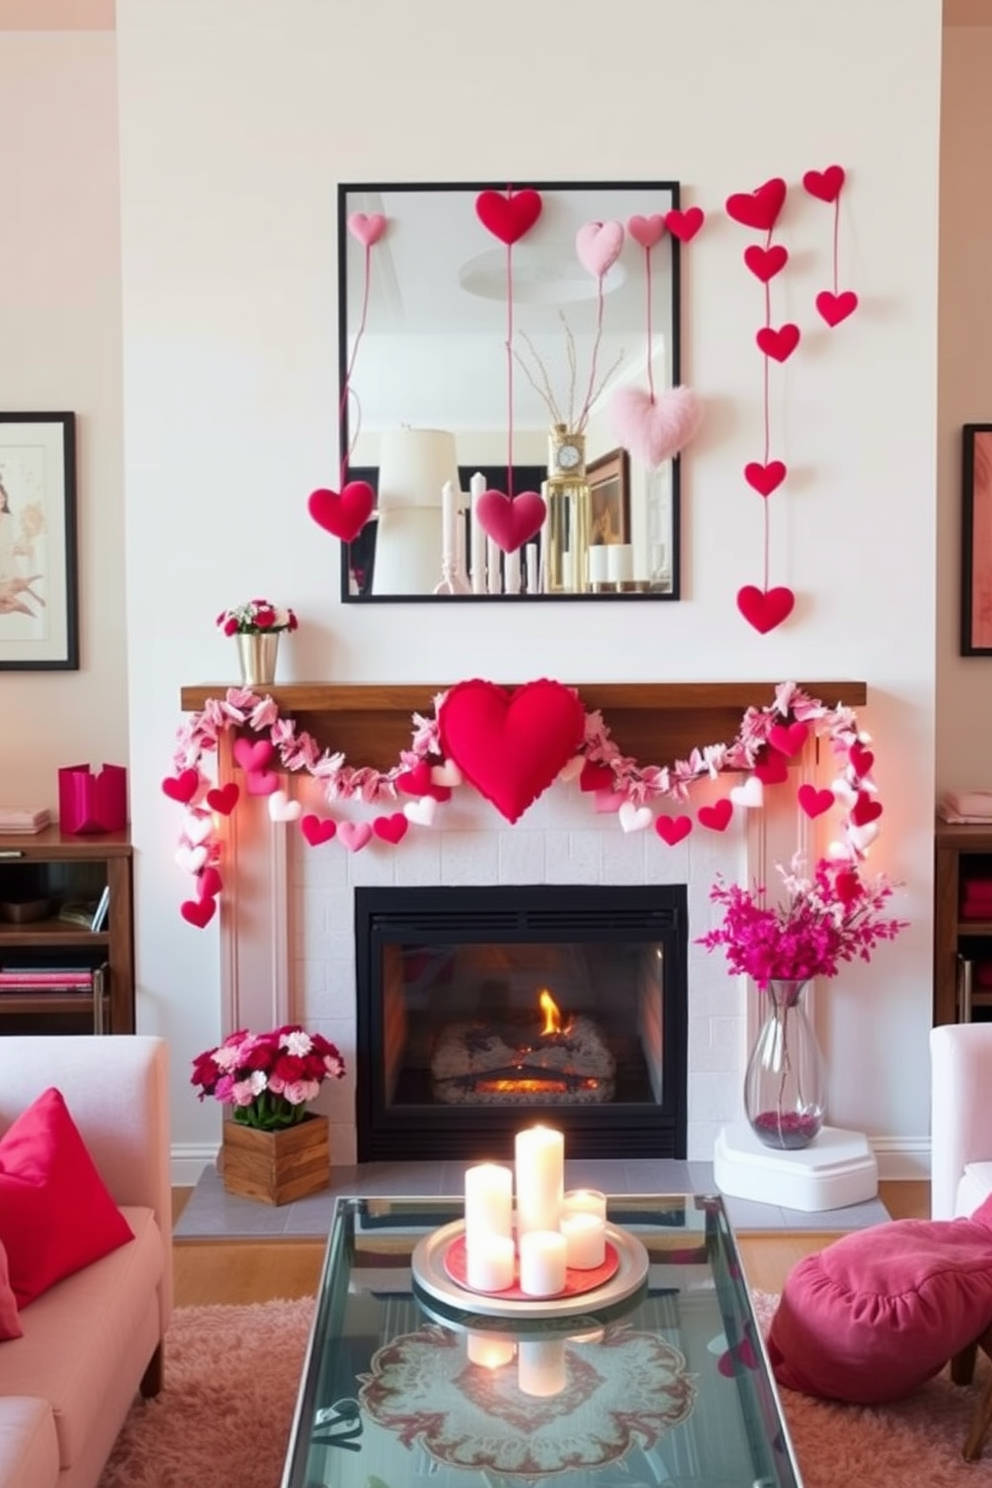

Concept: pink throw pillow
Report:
left=0, top=1087, right=134, bottom=1309
left=0, top=1240, right=22, bottom=1341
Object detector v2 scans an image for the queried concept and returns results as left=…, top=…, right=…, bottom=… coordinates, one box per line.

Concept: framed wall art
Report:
left=961, top=423, right=992, bottom=656
left=0, top=412, right=78, bottom=671
left=588, top=447, right=631, bottom=547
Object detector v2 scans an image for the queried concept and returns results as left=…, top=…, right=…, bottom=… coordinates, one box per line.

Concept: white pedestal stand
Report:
left=714, top=1123, right=879, bottom=1212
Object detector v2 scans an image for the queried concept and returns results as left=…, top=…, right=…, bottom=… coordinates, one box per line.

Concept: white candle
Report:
left=588, top=546, right=610, bottom=585
left=518, top=1229, right=567, bottom=1297
left=441, top=479, right=456, bottom=563
left=518, top=1338, right=567, bottom=1397
left=470, top=472, right=487, bottom=594
left=560, top=1211, right=606, bottom=1269
left=525, top=543, right=539, bottom=595
left=515, top=1125, right=564, bottom=1235
left=607, top=543, right=633, bottom=583
left=466, top=1232, right=515, bottom=1292
left=504, top=548, right=521, bottom=594
left=561, top=549, right=574, bottom=590
left=487, top=536, right=502, bottom=594
left=466, top=1330, right=516, bottom=1369
left=464, top=1162, right=513, bottom=1244
left=562, top=1188, right=607, bottom=1221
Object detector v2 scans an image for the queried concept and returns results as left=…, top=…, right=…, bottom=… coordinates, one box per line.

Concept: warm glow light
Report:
left=538, top=989, right=570, bottom=1035
left=478, top=1077, right=601, bottom=1095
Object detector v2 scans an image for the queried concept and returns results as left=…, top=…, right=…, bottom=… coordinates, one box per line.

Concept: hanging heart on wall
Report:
left=337, top=821, right=372, bottom=853
left=301, top=814, right=336, bottom=847
left=205, top=783, right=239, bottom=815
left=347, top=211, right=387, bottom=247
left=308, top=481, right=375, bottom=543
left=744, top=244, right=789, bottom=283
left=744, top=461, right=787, bottom=497
left=797, top=784, right=836, bottom=819
left=815, top=290, right=858, bottom=327
left=802, top=165, right=846, bottom=203
left=768, top=720, right=809, bottom=756
left=756, top=324, right=801, bottom=362
left=181, top=896, right=216, bottom=929
left=475, top=490, right=547, bottom=553
left=372, top=813, right=409, bottom=845
left=725, top=177, right=787, bottom=232
left=664, top=206, right=705, bottom=242
left=475, top=188, right=542, bottom=245
left=697, top=799, right=734, bottom=832
left=576, top=220, right=625, bottom=277
left=610, top=385, right=703, bottom=469
left=197, top=866, right=223, bottom=900
left=161, top=769, right=200, bottom=805
left=626, top=214, right=666, bottom=249
left=655, top=814, right=692, bottom=846
left=737, top=585, right=795, bottom=634
left=233, top=738, right=274, bottom=773
left=849, top=741, right=875, bottom=777
left=754, top=751, right=789, bottom=785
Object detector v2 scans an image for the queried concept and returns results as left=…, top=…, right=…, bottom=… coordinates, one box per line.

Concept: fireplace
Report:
left=354, top=883, right=688, bottom=1162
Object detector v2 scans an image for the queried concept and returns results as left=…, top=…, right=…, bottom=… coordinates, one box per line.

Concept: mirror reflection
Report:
left=338, top=181, right=681, bottom=602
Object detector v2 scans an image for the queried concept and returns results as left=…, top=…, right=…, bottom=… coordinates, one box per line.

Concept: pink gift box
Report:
left=58, top=764, right=128, bottom=835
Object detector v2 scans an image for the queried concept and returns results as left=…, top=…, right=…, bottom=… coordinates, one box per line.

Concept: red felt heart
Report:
left=697, top=799, right=733, bottom=832
left=475, top=188, right=542, bottom=246
left=205, top=782, right=239, bottom=815
left=579, top=761, right=615, bottom=794
left=627, top=213, right=666, bottom=249
left=744, top=244, right=789, bottom=283
left=815, top=290, right=858, bottom=328
left=849, top=741, right=874, bottom=777
left=162, top=769, right=200, bottom=805
left=395, top=760, right=450, bottom=801
left=307, top=481, right=375, bottom=543
left=197, top=866, right=223, bottom=900
left=301, top=814, right=337, bottom=847
left=851, top=791, right=883, bottom=826
left=475, top=490, right=547, bottom=554
left=754, top=751, right=789, bottom=785
left=725, top=178, right=787, bottom=232
left=664, top=206, right=705, bottom=242
left=797, top=784, right=835, bottom=819
left=834, top=869, right=862, bottom=907
left=756, top=323, right=801, bottom=362
left=736, top=585, right=795, bottom=634
left=233, top=739, right=273, bottom=773
left=438, top=679, right=586, bottom=824
left=372, top=813, right=409, bottom=845
left=768, top=720, right=810, bottom=757
left=744, top=461, right=787, bottom=497
left=803, top=165, right=846, bottom=203
left=655, top=815, right=692, bottom=846
left=181, top=896, right=216, bottom=929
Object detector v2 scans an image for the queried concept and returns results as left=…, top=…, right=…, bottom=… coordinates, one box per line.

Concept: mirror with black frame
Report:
left=338, top=180, right=682, bottom=603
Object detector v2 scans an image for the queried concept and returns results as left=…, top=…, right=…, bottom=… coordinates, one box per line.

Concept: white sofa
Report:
left=930, top=1022, right=992, bottom=1220
left=0, top=1036, right=172, bottom=1488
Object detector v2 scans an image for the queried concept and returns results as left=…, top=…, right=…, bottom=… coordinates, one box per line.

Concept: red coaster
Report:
left=444, top=1233, right=620, bottom=1300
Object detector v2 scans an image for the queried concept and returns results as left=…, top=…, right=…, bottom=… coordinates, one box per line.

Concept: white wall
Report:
left=112, top=0, right=941, bottom=1173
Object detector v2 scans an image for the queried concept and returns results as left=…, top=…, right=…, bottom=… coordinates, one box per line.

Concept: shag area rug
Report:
left=97, top=1294, right=991, bottom=1488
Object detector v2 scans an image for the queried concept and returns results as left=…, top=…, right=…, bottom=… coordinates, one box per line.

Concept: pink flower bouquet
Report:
left=191, top=1025, right=345, bottom=1130
left=215, top=598, right=298, bottom=636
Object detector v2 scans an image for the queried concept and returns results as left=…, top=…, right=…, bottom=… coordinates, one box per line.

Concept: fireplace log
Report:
left=432, top=1014, right=616, bottom=1105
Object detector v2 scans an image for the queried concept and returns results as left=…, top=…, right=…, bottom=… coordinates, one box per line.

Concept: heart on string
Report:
left=175, top=844, right=209, bottom=875
left=729, top=776, right=764, bottom=808
left=834, top=869, right=862, bottom=906
left=245, top=769, right=280, bottom=797
left=205, top=782, right=239, bottom=815
left=301, top=814, right=336, bottom=847
left=197, top=866, right=223, bottom=900
left=475, top=188, right=542, bottom=245
left=830, top=777, right=859, bottom=807
left=743, top=244, right=789, bottom=283
left=851, top=792, right=883, bottom=827
left=756, top=323, right=801, bottom=362
left=308, top=481, right=375, bottom=543
left=438, top=679, right=586, bottom=824
left=268, top=789, right=302, bottom=823
left=396, top=760, right=451, bottom=802
left=404, top=797, right=437, bottom=827
left=815, top=290, right=858, bottom=328
left=849, top=821, right=880, bottom=853
left=610, top=385, right=703, bottom=469
left=182, top=814, right=214, bottom=846
left=664, top=207, right=705, bottom=242
left=338, top=821, right=372, bottom=853
left=347, top=211, right=387, bottom=247
left=849, top=741, right=875, bottom=777
left=372, top=813, right=409, bottom=845
left=737, top=585, right=795, bottom=634
left=768, top=720, right=810, bottom=757
left=725, top=177, right=787, bottom=232
left=181, top=896, right=216, bottom=929
left=803, top=165, right=846, bottom=203
left=798, top=784, right=835, bottom=819
left=655, top=815, right=692, bottom=846
left=754, top=751, right=789, bottom=785
left=627, top=214, right=666, bottom=249
left=233, top=739, right=274, bottom=773
left=744, top=461, right=787, bottom=497
left=579, top=761, right=615, bottom=793
left=475, top=490, right=547, bottom=554
left=162, top=769, right=200, bottom=805
left=619, top=801, right=653, bottom=833
left=575, top=220, right=625, bottom=278
left=697, top=799, right=733, bottom=832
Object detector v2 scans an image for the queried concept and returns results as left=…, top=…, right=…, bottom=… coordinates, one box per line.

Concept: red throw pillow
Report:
left=0, top=1087, right=134, bottom=1308
left=0, top=1240, right=22, bottom=1341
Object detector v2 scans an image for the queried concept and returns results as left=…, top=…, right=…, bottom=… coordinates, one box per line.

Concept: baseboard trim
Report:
left=171, top=1143, right=219, bottom=1187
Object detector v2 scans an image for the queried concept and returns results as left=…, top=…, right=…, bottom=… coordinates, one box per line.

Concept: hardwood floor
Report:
left=170, top=1179, right=931, bottom=1308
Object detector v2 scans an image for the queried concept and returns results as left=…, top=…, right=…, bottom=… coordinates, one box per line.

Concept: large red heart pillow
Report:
left=438, top=680, right=586, bottom=824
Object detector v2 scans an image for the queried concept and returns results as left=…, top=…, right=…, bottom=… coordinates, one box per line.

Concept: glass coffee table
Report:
left=281, top=1192, right=802, bottom=1488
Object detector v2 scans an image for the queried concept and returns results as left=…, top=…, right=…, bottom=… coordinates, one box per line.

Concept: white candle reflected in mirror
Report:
left=466, top=1330, right=516, bottom=1369
left=518, top=1338, right=568, bottom=1397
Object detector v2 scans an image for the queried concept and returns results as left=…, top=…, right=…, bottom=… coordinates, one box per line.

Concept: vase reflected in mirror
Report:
left=743, top=978, right=826, bottom=1150
left=236, top=632, right=280, bottom=687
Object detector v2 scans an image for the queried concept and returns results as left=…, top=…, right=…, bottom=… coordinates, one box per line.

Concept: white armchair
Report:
left=930, top=1022, right=992, bottom=1219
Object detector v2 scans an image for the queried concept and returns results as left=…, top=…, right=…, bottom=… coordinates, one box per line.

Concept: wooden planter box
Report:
left=221, top=1113, right=330, bottom=1206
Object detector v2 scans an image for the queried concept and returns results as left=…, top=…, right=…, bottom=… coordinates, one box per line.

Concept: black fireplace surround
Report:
left=354, top=883, right=688, bottom=1162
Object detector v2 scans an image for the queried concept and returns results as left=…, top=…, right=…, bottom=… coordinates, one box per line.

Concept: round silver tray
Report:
left=411, top=1219, right=650, bottom=1320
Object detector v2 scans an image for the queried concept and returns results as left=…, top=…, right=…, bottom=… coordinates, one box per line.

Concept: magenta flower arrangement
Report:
left=191, top=1024, right=345, bottom=1131
left=215, top=598, right=299, bottom=636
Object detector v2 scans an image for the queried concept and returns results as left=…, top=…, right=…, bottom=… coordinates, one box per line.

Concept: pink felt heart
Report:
left=594, top=790, right=626, bottom=814
left=205, top=782, right=239, bottom=815
left=575, top=220, right=625, bottom=278
left=610, top=385, right=703, bottom=469
left=655, top=815, right=692, bottom=846
left=308, top=481, right=375, bottom=543
left=627, top=213, right=666, bottom=249
left=197, top=866, right=223, bottom=900
left=475, top=188, right=542, bottom=245
left=744, top=244, right=789, bottom=282
left=245, top=769, right=280, bottom=797
left=737, top=585, right=795, bottom=634
left=233, top=739, right=273, bottom=773
left=816, top=290, right=858, bottom=327
left=697, top=799, right=733, bottom=832
left=338, top=821, right=372, bottom=853
left=475, top=490, right=547, bottom=554
left=579, top=761, right=615, bottom=794
left=803, top=165, right=846, bottom=203
left=851, top=791, right=883, bottom=827
left=300, top=814, right=337, bottom=847
left=347, top=211, right=387, bottom=247
left=849, top=742, right=874, bottom=777
left=725, top=178, right=787, bottom=232
left=768, top=720, right=810, bottom=757
left=797, top=784, right=835, bottom=819
left=754, top=751, right=789, bottom=785
left=664, top=206, right=705, bottom=242
left=744, top=461, right=787, bottom=497
left=372, top=813, right=409, bottom=845
left=181, top=896, right=216, bottom=929
left=162, top=769, right=200, bottom=805
left=438, top=679, right=586, bottom=825
left=756, top=323, right=801, bottom=362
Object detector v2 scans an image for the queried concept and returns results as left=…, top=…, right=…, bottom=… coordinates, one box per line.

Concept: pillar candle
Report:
left=441, top=480, right=456, bottom=563
left=466, top=1330, right=516, bottom=1369
left=560, top=1211, right=606, bottom=1269
left=518, top=1229, right=567, bottom=1297
left=466, top=1232, right=515, bottom=1292
left=518, top=1338, right=568, bottom=1397
left=464, top=1162, right=513, bottom=1244
left=562, top=1188, right=607, bottom=1221
left=525, top=543, right=539, bottom=595
left=470, top=472, right=487, bottom=594
left=607, top=543, right=633, bottom=584
left=487, top=536, right=501, bottom=594
left=504, top=548, right=521, bottom=594
left=515, top=1125, right=564, bottom=1235
left=588, top=546, right=610, bottom=585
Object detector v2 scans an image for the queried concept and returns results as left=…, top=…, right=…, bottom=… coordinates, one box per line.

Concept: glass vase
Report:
left=744, top=979, right=826, bottom=1150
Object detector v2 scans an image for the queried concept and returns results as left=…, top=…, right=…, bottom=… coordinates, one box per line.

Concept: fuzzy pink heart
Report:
left=610, top=386, right=703, bottom=469
left=233, top=739, right=273, bottom=773
left=627, top=214, right=666, bottom=249
left=664, top=207, right=705, bottom=242
left=655, top=815, right=692, bottom=846
left=756, top=324, right=801, bottom=362
left=576, top=220, right=625, bottom=278
left=737, top=585, right=795, bottom=634
left=475, top=490, right=547, bottom=554
left=744, top=461, right=786, bottom=497
left=347, top=211, right=387, bottom=247
left=816, top=290, right=858, bottom=327
left=307, top=481, right=375, bottom=543
left=797, top=784, right=835, bottom=819
left=300, top=814, right=336, bottom=847
left=337, top=821, right=372, bottom=853
left=245, top=769, right=280, bottom=797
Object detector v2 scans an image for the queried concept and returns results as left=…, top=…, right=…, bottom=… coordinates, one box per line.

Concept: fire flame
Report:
left=538, top=988, right=569, bottom=1036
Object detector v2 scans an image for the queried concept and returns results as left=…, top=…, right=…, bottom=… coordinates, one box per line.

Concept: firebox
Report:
left=354, top=884, right=688, bottom=1162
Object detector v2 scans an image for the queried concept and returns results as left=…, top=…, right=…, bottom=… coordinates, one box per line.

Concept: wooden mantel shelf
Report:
left=180, top=680, right=867, bottom=772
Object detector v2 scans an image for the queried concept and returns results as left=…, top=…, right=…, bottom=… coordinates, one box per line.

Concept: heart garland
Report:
left=803, top=165, right=858, bottom=327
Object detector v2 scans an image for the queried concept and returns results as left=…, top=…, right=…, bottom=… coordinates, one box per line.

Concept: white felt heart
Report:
left=610, top=385, right=703, bottom=468
left=404, top=797, right=437, bottom=827
left=268, top=789, right=302, bottom=823
left=619, top=801, right=653, bottom=833
left=729, top=777, right=764, bottom=809
left=557, top=755, right=585, bottom=783
left=175, top=844, right=208, bottom=875
left=182, top=813, right=214, bottom=846
left=826, top=839, right=858, bottom=862
left=576, top=220, right=625, bottom=278
left=848, top=822, right=880, bottom=853
left=830, top=777, right=859, bottom=806
left=430, top=760, right=464, bottom=788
